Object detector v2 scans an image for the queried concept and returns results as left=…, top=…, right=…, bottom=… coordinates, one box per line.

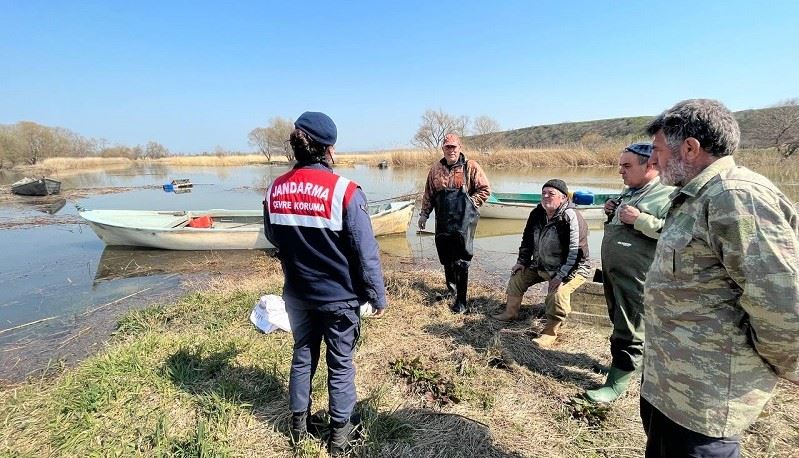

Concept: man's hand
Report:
left=372, top=308, right=386, bottom=319
left=511, top=263, right=525, bottom=275
left=604, top=199, right=619, bottom=217
left=418, top=215, right=428, bottom=230
left=548, top=278, right=562, bottom=293
left=618, top=204, right=641, bottom=225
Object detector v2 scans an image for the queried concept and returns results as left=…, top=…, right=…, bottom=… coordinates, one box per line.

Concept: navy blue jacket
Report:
left=263, top=163, right=387, bottom=311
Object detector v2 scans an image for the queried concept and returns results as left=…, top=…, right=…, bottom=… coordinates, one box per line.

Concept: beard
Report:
left=660, top=155, right=689, bottom=187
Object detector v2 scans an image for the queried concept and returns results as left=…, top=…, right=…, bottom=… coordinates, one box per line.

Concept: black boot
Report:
left=450, top=264, right=469, bottom=314
left=328, top=414, right=360, bottom=456
left=435, top=264, right=457, bottom=301
left=289, top=410, right=308, bottom=443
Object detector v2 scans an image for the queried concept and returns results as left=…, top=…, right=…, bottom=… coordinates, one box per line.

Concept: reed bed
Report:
left=38, top=157, right=135, bottom=170
left=150, top=154, right=274, bottom=167
left=381, top=141, right=627, bottom=169
left=335, top=152, right=393, bottom=167
left=16, top=146, right=794, bottom=175
left=1, top=257, right=796, bottom=457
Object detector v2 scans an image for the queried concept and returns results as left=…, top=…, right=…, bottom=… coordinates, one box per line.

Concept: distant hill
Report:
left=472, top=107, right=783, bottom=149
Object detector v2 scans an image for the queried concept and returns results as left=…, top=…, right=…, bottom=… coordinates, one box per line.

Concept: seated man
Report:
left=492, top=179, right=591, bottom=348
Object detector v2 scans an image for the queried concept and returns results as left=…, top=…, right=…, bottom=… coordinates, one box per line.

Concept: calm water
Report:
left=1, top=162, right=796, bottom=380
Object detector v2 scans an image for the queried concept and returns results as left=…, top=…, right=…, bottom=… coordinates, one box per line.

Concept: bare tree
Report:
left=0, top=121, right=171, bottom=163
left=0, top=125, right=23, bottom=167
left=248, top=127, right=270, bottom=160
left=249, top=116, right=293, bottom=162
left=755, top=98, right=799, bottom=157
left=412, top=109, right=469, bottom=150
left=100, top=145, right=139, bottom=159
left=145, top=141, right=169, bottom=158
left=17, top=121, right=56, bottom=165
left=470, top=115, right=503, bottom=152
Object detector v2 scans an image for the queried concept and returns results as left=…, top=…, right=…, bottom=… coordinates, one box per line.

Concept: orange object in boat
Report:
left=188, top=215, right=213, bottom=228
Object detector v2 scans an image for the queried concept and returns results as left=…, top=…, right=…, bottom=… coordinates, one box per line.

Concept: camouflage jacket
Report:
left=642, top=156, right=799, bottom=437
left=420, top=154, right=491, bottom=219
left=608, top=176, right=675, bottom=239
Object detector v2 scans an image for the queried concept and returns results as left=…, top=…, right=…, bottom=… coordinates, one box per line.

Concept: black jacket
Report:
left=516, top=202, right=590, bottom=281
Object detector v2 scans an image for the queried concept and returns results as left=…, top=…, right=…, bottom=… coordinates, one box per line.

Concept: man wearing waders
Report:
left=263, top=112, right=387, bottom=455
left=418, top=133, right=491, bottom=313
left=583, top=143, right=673, bottom=403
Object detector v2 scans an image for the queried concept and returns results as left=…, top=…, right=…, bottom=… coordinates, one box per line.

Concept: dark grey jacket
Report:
left=516, top=202, right=591, bottom=282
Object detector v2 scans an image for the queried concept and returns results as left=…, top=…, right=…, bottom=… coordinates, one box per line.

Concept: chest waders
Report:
left=433, top=162, right=480, bottom=313
left=601, top=221, right=657, bottom=371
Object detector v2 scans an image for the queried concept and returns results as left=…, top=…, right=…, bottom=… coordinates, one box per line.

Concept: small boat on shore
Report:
left=481, top=191, right=620, bottom=220
left=11, top=177, right=62, bottom=196
left=79, top=200, right=415, bottom=250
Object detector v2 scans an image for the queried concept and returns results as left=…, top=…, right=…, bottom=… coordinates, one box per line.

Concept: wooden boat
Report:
left=368, top=200, right=415, bottom=236
left=79, top=200, right=415, bottom=250
left=480, top=191, right=620, bottom=220
left=11, top=177, right=62, bottom=196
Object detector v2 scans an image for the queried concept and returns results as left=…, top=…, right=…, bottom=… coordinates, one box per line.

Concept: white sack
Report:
left=250, top=295, right=292, bottom=333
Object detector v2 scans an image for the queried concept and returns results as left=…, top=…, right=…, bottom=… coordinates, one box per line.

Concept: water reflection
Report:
left=93, top=247, right=267, bottom=282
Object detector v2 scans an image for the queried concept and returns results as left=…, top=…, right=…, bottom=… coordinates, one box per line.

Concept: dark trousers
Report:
left=286, top=306, right=360, bottom=424
left=436, top=233, right=471, bottom=304
left=640, top=396, right=740, bottom=458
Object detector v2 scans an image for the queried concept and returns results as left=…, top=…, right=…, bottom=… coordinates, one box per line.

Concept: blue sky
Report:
left=1, top=0, right=797, bottom=153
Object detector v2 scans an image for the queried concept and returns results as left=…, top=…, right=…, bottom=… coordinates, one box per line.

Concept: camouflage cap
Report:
left=443, top=133, right=460, bottom=147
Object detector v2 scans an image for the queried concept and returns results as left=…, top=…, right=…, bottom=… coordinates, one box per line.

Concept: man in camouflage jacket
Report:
left=642, top=99, right=799, bottom=457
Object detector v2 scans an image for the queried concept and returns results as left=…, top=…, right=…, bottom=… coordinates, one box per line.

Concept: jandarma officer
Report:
left=263, top=112, right=387, bottom=456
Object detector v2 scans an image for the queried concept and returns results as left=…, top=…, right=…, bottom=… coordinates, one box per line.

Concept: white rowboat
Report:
left=80, top=200, right=415, bottom=250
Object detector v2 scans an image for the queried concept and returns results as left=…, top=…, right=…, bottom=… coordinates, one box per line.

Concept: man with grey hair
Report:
left=641, top=99, right=799, bottom=457
left=492, top=179, right=591, bottom=348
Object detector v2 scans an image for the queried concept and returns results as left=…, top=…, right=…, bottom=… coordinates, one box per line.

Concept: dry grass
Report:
left=376, top=142, right=626, bottom=169
left=151, top=154, right=275, bottom=167
left=1, top=256, right=796, bottom=457
left=38, top=157, right=136, bottom=170
left=336, top=152, right=393, bottom=167
left=389, top=149, right=441, bottom=168
left=14, top=157, right=136, bottom=177
left=13, top=146, right=793, bottom=176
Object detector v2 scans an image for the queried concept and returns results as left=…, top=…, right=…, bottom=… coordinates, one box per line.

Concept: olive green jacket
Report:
left=608, top=176, right=675, bottom=239
left=642, top=156, right=799, bottom=437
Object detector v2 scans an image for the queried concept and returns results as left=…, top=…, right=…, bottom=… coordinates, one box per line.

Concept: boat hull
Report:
left=369, top=201, right=415, bottom=236
left=11, top=178, right=61, bottom=196
left=480, top=191, right=616, bottom=220
left=86, top=219, right=270, bottom=250
left=481, top=201, right=607, bottom=220
left=80, top=201, right=415, bottom=250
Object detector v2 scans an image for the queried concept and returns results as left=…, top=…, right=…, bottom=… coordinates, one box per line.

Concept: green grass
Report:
left=1, top=287, right=295, bottom=456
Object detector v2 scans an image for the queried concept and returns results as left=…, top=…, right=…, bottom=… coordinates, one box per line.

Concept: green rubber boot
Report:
left=584, top=367, right=634, bottom=403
